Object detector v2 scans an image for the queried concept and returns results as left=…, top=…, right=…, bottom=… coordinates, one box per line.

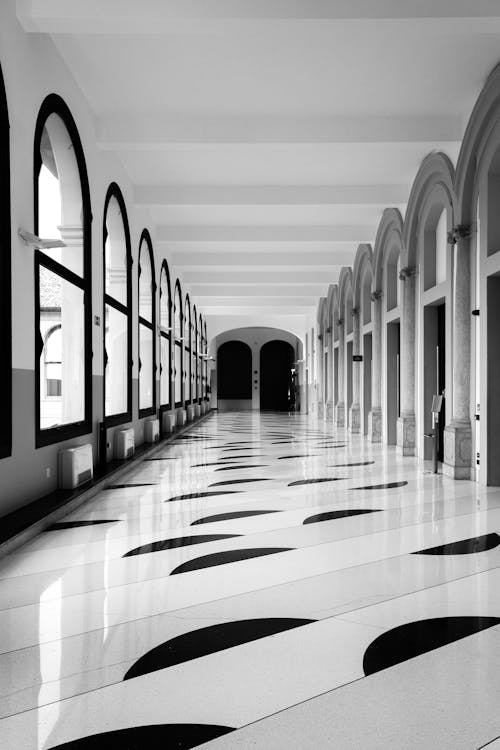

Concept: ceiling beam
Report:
left=181, top=270, right=337, bottom=284
left=170, top=251, right=354, bottom=267
left=98, top=115, right=461, bottom=148
left=158, top=225, right=374, bottom=242
left=135, top=184, right=408, bottom=207
left=189, top=284, right=326, bottom=297
left=17, top=0, right=500, bottom=34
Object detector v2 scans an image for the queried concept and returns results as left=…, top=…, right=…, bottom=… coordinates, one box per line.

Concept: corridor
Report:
left=1, top=413, right=500, bottom=749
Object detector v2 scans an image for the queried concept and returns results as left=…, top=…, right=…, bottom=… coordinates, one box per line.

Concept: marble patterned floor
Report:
left=1, top=412, right=500, bottom=749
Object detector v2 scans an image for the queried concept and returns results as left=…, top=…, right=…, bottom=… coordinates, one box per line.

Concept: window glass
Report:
left=39, top=269, right=85, bottom=428
left=139, top=324, right=154, bottom=410
left=105, top=195, right=128, bottom=307
left=105, top=303, right=128, bottom=417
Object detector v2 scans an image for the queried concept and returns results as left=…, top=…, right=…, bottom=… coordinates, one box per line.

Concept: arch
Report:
left=34, top=94, right=92, bottom=445
left=403, top=152, right=455, bottom=275
left=184, top=293, right=192, bottom=405
left=455, top=61, right=500, bottom=225
left=217, top=341, right=252, bottom=403
left=173, top=279, right=183, bottom=406
left=103, top=182, right=132, bottom=426
left=138, top=229, right=156, bottom=417
left=0, top=61, right=11, bottom=458
left=159, top=259, right=172, bottom=409
left=352, top=244, right=373, bottom=325
left=373, top=209, right=404, bottom=294
left=260, top=340, right=295, bottom=412
left=338, top=267, right=354, bottom=333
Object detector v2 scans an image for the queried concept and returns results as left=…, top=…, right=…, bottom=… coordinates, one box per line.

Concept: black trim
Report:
left=34, top=94, right=92, bottom=449
left=159, top=259, right=172, bottom=410
left=0, top=62, right=11, bottom=459
left=102, top=182, right=132, bottom=429
left=138, top=228, right=156, bottom=418
left=184, top=292, right=192, bottom=407
left=174, top=278, right=184, bottom=407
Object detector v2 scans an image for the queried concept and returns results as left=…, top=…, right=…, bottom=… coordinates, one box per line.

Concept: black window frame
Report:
left=174, top=279, right=183, bottom=408
left=0, top=62, right=11, bottom=459
left=103, top=182, right=132, bottom=428
left=34, top=94, right=92, bottom=448
left=159, top=259, right=172, bottom=412
left=184, top=293, right=192, bottom=408
left=138, top=228, right=156, bottom=418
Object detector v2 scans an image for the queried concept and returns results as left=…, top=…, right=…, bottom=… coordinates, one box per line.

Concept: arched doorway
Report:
left=260, top=340, right=294, bottom=411
left=217, top=340, right=252, bottom=410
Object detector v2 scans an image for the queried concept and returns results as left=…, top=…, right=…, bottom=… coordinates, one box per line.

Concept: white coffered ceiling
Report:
left=16, top=0, right=500, bottom=332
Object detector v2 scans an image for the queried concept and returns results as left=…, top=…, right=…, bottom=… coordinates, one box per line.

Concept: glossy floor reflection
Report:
left=1, top=412, right=500, bottom=749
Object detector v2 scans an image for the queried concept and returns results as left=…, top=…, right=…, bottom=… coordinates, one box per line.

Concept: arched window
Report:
left=138, top=230, right=156, bottom=416
left=203, top=320, right=208, bottom=400
left=174, top=280, right=183, bottom=406
left=184, top=294, right=192, bottom=405
left=44, top=325, right=62, bottom=397
left=0, top=62, right=11, bottom=458
left=159, top=260, right=172, bottom=410
left=103, top=183, right=132, bottom=425
left=192, top=305, right=198, bottom=402
left=34, top=95, right=91, bottom=446
left=198, top=312, right=203, bottom=403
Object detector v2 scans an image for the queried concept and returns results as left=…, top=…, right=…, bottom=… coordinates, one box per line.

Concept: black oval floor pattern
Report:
left=303, top=509, right=381, bottom=524
left=363, top=616, right=500, bottom=676
left=170, top=547, right=293, bottom=575
left=192, top=509, right=280, bottom=525
left=288, top=477, right=347, bottom=487
left=45, top=520, right=120, bottom=530
left=350, top=481, right=408, bottom=490
left=413, top=532, right=500, bottom=555
left=48, top=723, right=234, bottom=749
left=124, top=618, right=315, bottom=679
left=209, top=478, right=270, bottom=487
left=123, top=534, right=241, bottom=558
left=166, top=491, right=242, bottom=502
left=214, top=464, right=269, bottom=471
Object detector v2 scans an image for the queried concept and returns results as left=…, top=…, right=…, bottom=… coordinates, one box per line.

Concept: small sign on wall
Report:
left=352, top=354, right=363, bottom=362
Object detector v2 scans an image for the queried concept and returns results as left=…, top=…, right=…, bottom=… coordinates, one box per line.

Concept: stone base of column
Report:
left=396, top=412, right=416, bottom=456
left=325, top=401, right=334, bottom=421
left=317, top=401, right=324, bottom=419
left=368, top=407, right=382, bottom=443
left=349, top=403, right=361, bottom=434
left=335, top=401, right=345, bottom=427
left=443, top=420, right=472, bottom=479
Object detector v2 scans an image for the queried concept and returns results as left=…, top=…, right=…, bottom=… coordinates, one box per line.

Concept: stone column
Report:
left=326, top=328, right=335, bottom=421
left=349, top=308, right=361, bottom=433
left=335, top=320, right=345, bottom=426
left=317, top=333, right=324, bottom=419
left=444, top=230, right=473, bottom=478
left=368, top=292, right=382, bottom=442
left=397, top=268, right=416, bottom=455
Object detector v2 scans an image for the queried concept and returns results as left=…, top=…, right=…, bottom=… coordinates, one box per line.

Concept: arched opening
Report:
left=0, top=61, right=11, bottom=458
left=184, top=294, right=192, bottom=407
left=173, top=280, right=183, bottom=407
left=103, top=184, right=132, bottom=425
left=344, top=284, right=354, bottom=428
left=486, top=148, right=500, bottom=483
left=260, top=340, right=294, bottom=412
left=361, top=268, right=373, bottom=436
left=35, top=95, right=91, bottom=444
left=159, top=260, right=172, bottom=411
left=385, top=245, right=401, bottom=446
left=138, top=230, right=155, bottom=417
left=217, top=341, right=252, bottom=411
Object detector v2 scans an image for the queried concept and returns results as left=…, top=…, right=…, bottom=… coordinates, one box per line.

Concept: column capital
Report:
left=351, top=306, right=360, bottom=318
left=399, top=265, right=417, bottom=281
left=447, top=224, right=473, bottom=245
left=370, top=290, right=382, bottom=302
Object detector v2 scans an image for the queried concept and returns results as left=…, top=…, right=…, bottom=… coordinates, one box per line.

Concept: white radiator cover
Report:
left=115, top=428, right=135, bottom=459
left=58, top=444, right=93, bottom=489
left=145, top=418, right=160, bottom=443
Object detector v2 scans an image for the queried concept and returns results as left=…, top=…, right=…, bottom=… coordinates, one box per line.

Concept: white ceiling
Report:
left=17, top=0, right=500, bottom=330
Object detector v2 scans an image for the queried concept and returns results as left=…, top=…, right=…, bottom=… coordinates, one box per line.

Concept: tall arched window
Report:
left=103, top=183, right=132, bottom=425
left=34, top=95, right=91, bottom=446
left=198, top=312, right=203, bottom=403
left=159, top=260, right=172, bottom=410
left=0, top=62, right=11, bottom=458
left=174, top=280, right=183, bottom=406
left=138, top=230, right=156, bottom=416
left=184, top=294, right=192, bottom=406
left=203, top=320, right=208, bottom=400
left=193, top=305, right=198, bottom=402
